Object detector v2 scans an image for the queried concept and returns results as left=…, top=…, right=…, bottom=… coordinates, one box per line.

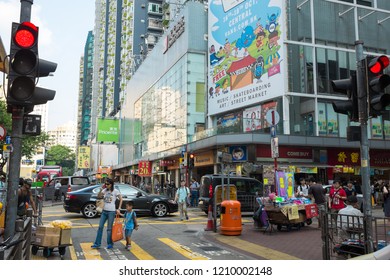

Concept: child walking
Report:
left=122, top=201, right=138, bottom=250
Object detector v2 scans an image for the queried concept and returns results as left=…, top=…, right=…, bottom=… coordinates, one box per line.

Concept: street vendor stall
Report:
left=265, top=202, right=318, bottom=231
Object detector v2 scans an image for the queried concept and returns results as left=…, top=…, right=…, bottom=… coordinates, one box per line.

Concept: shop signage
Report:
left=327, top=148, right=360, bottom=166
left=138, top=161, right=152, bottom=177
left=77, top=146, right=90, bottom=169
left=160, top=160, right=174, bottom=167
left=257, top=145, right=312, bottom=161
left=370, top=149, right=390, bottom=167
left=195, top=151, right=215, bottom=167
left=98, top=165, right=112, bottom=175
left=163, top=16, right=185, bottom=54
left=229, top=146, right=247, bottom=161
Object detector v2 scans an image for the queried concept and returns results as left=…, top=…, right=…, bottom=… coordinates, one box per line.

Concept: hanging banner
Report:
left=77, top=146, right=90, bottom=169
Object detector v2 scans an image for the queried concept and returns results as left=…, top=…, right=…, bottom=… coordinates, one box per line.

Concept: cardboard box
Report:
left=34, top=233, right=60, bottom=247
left=34, top=225, right=61, bottom=247
left=36, top=225, right=61, bottom=236
left=60, top=228, right=71, bottom=245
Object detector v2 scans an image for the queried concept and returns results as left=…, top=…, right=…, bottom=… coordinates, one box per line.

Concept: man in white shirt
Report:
left=338, top=195, right=363, bottom=240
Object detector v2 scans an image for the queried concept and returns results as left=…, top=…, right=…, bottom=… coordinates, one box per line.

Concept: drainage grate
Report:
left=200, top=246, right=222, bottom=251
left=183, top=230, right=198, bottom=233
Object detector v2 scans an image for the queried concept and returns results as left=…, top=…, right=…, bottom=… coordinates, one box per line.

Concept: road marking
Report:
left=158, top=238, right=209, bottom=260
left=80, top=242, right=103, bottom=260
left=69, top=238, right=77, bottom=260
left=215, top=235, right=301, bottom=260
left=120, top=240, right=155, bottom=260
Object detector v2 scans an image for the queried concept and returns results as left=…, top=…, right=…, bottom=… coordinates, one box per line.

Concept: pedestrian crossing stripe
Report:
left=80, top=242, right=103, bottom=260
left=119, top=240, right=155, bottom=260
left=158, top=238, right=209, bottom=260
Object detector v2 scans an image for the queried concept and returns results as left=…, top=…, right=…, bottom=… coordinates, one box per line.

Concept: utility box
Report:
left=220, top=200, right=242, bottom=236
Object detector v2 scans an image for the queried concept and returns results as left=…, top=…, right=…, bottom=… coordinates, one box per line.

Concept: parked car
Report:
left=198, top=174, right=263, bottom=214
left=46, top=176, right=91, bottom=201
left=64, top=183, right=178, bottom=218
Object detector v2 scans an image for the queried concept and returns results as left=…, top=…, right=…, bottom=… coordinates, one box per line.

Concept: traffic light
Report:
left=366, top=55, right=390, bottom=117
left=188, top=153, right=195, bottom=168
left=331, top=74, right=358, bottom=122
left=7, top=21, right=57, bottom=109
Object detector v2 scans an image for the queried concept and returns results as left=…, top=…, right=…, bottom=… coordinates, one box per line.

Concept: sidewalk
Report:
left=202, top=205, right=388, bottom=260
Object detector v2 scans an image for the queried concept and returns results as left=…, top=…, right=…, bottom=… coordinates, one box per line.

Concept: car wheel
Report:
left=82, top=202, right=98, bottom=218
left=152, top=202, right=168, bottom=217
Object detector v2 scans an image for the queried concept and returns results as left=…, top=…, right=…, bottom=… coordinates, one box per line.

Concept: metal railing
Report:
left=321, top=210, right=390, bottom=260
left=0, top=209, right=32, bottom=260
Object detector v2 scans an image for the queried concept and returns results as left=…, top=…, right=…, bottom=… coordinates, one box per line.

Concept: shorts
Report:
left=125, top=229, right=134, bottom=237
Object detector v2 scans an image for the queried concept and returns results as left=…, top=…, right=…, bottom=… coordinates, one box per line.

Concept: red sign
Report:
left=305, top=204, right=318, bottom=219
left=327, top=148, right=360, bottom=166
left=370, top=149, right=390, bottom=167
left=257, top=145, right=312, bottom=159
left=138, top=161, right=152, bottom=177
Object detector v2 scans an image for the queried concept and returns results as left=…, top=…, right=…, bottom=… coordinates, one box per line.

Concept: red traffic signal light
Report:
left=7, top=22, right=57, bottom=111
left=366, top=55, right=390, bottom=115
left=14, top=22, right=38, bottom=48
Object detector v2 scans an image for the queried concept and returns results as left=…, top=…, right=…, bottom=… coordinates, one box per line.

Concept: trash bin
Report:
left=220, top=200, right=242, bottom=236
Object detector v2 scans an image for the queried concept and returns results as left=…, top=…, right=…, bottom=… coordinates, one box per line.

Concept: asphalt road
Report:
left=31, top=204, right=256, bottom=260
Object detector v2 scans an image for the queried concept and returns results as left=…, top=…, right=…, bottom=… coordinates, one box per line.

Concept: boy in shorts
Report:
left=122, top=201, right=139, bottom=250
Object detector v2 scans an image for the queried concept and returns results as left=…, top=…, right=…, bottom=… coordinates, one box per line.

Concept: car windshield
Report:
left=116, top=184, right=143, bottom=196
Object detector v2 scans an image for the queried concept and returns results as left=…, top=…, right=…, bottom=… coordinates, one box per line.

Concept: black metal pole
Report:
left=4, top=0, right=33, bottom=240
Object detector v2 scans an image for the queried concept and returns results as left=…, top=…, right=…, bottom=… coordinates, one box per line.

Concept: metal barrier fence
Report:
left=321, top=210, right=390, bottom=260
left=0, top=209, right=33, bottom=260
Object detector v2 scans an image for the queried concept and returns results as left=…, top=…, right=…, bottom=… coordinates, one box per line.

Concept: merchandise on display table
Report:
left=262, top=195, right=318, bottom=231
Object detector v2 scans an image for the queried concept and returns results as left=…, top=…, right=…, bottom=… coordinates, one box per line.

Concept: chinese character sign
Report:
left=138, top=161, right=152, bottom=177
left=77, top=146, right=90, bottom=169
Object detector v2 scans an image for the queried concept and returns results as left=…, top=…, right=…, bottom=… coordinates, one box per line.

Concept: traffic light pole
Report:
left=355, top=40, right=373, bottom=253
left=4, top=0, right=33, bottom=240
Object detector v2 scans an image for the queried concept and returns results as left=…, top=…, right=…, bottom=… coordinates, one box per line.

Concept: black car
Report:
left=64, top=183, right=178, bottom=218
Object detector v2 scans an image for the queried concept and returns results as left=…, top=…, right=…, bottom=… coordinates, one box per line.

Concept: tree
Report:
left=46, top=145, right=75, bottom=176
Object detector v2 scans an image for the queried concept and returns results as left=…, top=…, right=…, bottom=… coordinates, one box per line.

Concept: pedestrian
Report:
left=338, top=195, right=363, bottom=240
left=121, top=201, right=139, bottom=250
left=54, top=180, right=62, bottom=201
left=344, top=181, right=356, bottom=197
left=189, top=177, right=200, bottom=207
left=175, top=180, right=190, bottom=221
left=91, top=178, right=122, bottom=249
left=329, top=180, right=347, bottom=214
left=295, top=177, right=309, bottom=198
left=382, top=181, right=390, bottom=219
left=17, top=179, right=37, bottom=217
left=307, top=177, right=326, bottom=227
left=170, top=180, right=176, bottom=198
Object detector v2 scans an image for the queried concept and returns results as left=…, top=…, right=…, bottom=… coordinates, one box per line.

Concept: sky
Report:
left=0, top=0, right=95, bottom=130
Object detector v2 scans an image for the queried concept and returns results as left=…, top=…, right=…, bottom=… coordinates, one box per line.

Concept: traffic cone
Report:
left=204, top=204, right=214, bottom=231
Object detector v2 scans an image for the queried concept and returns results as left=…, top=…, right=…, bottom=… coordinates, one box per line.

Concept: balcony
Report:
left=147, top=18, right=163, bottom=31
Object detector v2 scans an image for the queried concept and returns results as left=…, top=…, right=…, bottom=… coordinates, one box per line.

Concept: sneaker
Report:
left=106, top=244, right=113, bottom=249
left=125, top=245, right=130, bottom=250
left=91, top=244, right=100, bottom=249
left=186, top=216, right=189, bottom=220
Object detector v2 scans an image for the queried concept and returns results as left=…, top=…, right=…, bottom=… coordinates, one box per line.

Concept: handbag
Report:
left=112, top=214, right=124, bottom=242
left=96, top=199, right=104, bottom=213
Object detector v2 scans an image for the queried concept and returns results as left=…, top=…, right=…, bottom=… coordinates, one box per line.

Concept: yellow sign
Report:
left=215, top=185, right=237, bottom=204
left=77, top=146, right=91, bottom=169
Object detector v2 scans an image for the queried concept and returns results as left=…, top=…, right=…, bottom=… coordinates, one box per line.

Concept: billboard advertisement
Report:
left=208, top=0, right=285, bottom=115
left=97, top=118, right=119, bottom=142
left=77, top=146, right=91, bottom=169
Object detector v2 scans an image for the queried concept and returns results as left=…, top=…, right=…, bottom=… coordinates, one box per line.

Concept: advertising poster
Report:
left=77, top=146, right=90, bottom=169
left=208, top=0, right=285, bottom=115
left=217, top=111, right=242, bottom=132
left=371, top=117, right=383, bottom=139
left=243, top=105, right=262, bottom=131
left=318, top=103, right=327, bottom=136
left=276, top=171, right=295, bottom=198
left=229, top=145, right=247, bottom=161
left=97, top=118, right=119, bottom=142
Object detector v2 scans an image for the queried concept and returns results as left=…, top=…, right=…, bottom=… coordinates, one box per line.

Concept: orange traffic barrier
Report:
left=204, top=204, right=214, bottom=231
